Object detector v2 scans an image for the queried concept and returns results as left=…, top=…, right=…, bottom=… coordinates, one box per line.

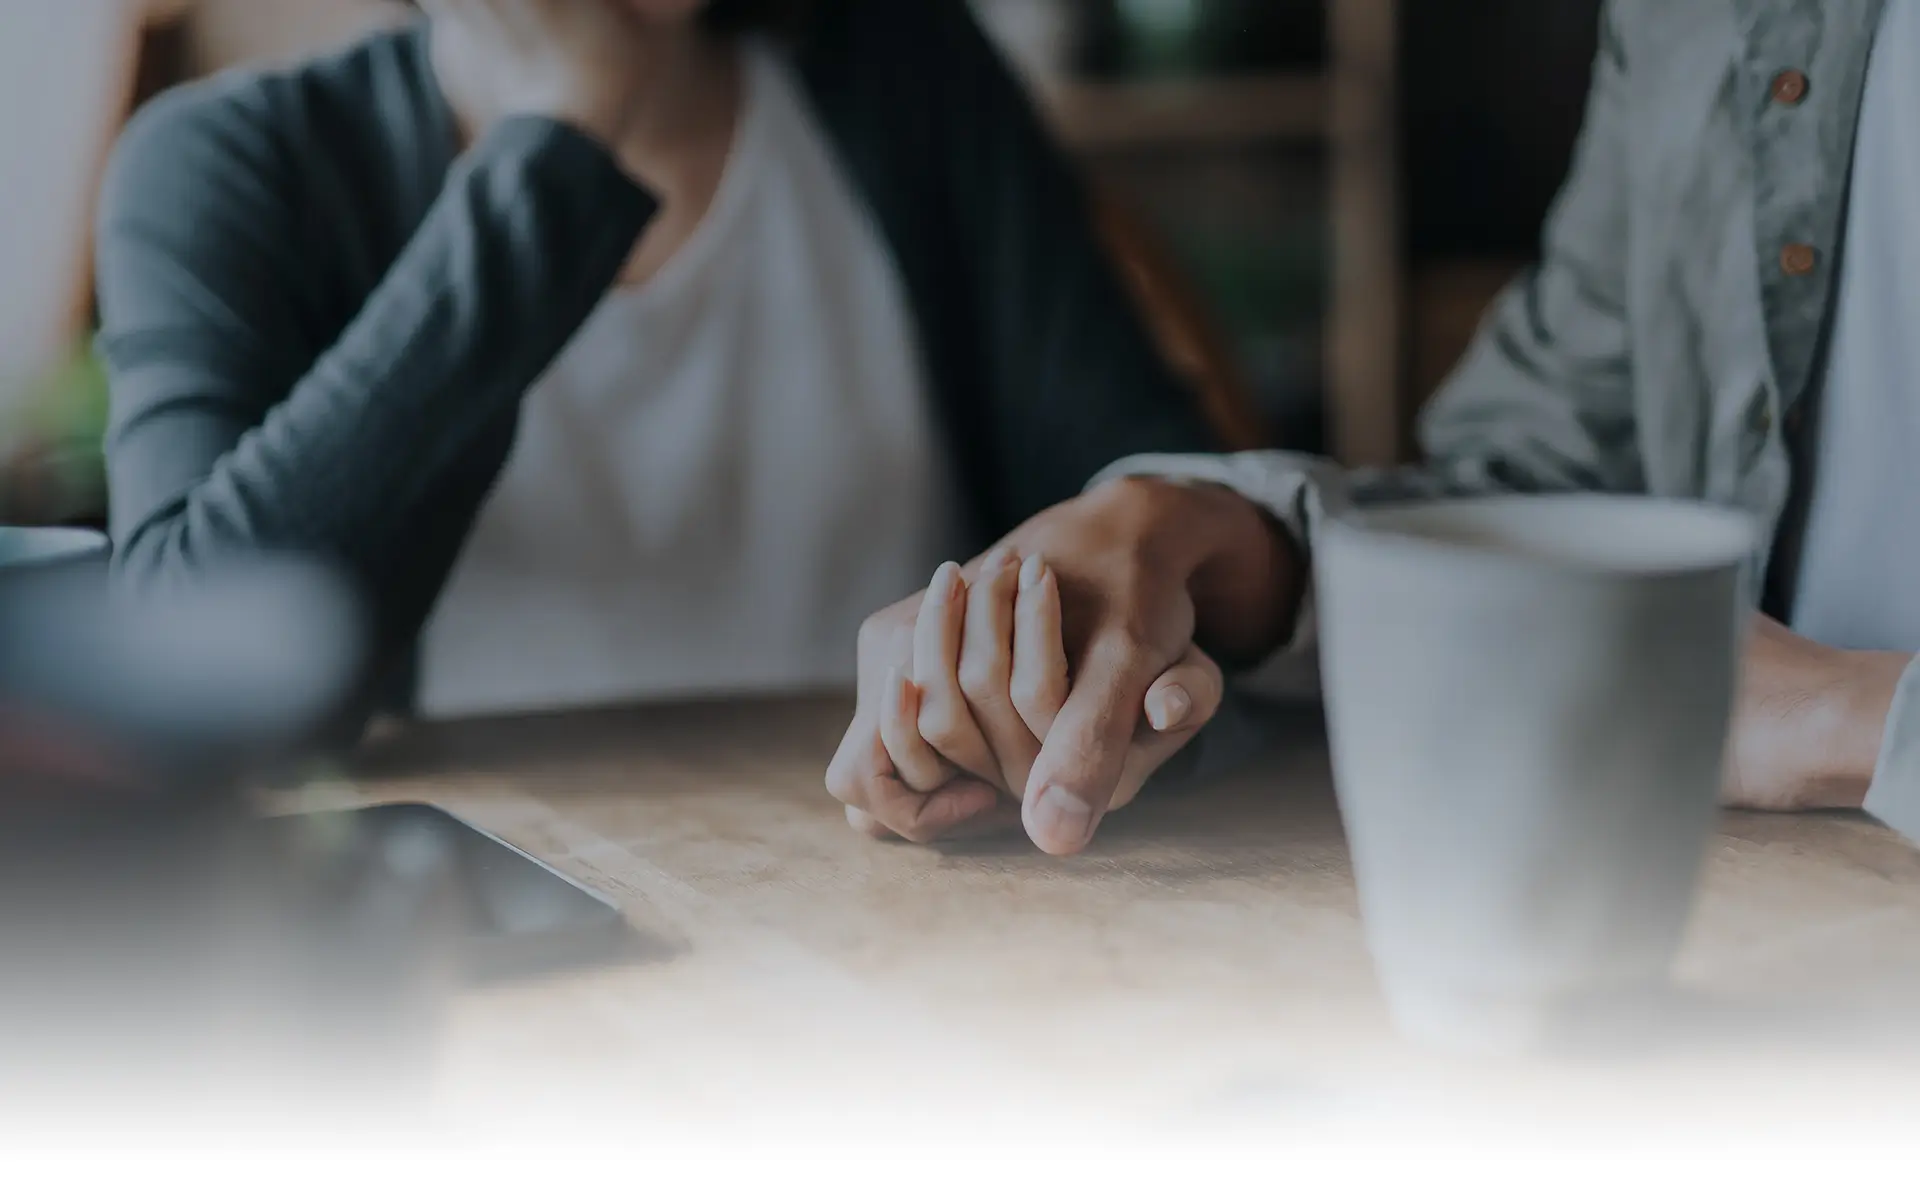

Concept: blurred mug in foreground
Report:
left=1316, top=495, right=1756, bottom=1053
left=1, top=526, right=114, bottom=780
left=1, top=530, right=457, bottom=1119
left=0, top=525, right=107, bottom=579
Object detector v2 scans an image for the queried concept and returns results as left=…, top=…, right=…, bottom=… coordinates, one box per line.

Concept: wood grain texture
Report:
left=319, top=695, right=1920, bottom=1132
left=1040, top=72, right=1330, bottom=153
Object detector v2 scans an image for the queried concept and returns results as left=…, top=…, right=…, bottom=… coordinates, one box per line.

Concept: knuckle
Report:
left=1009, top=673, right=1065, bottom=717
left=956, top=658, right=1006, bottom=705
left=917, top=713, right=962, bottom=756
left=1093, top=627, right=1158, bottom=672
left=919, top=723, right=967, bottom=762
left=1087, top=473, right=1161, bottom=517
left=883, top=801, right=941, bottom=845
left=857, top=606, right=913, bottom=657
left=869, top=794, right=923, bottom=837
left=824, top=738, right=871, bottom=804
left=916, top=693, right=966, bottom=744
left=855, top=615, right=892, bottom=658
left=896, top=821, right=941, bottom=846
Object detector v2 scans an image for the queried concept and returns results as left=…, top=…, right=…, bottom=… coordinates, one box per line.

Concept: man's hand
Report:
left=833, top=551, right=1225, bottom=846
left=421, top=0, right=658, bottom=149
left=1724, top=615, right=1906, bottom=810
left=828, top=477, right=1303, bottom=855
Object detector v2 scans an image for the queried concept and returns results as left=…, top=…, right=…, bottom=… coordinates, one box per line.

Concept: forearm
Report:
left=1864, top=658, right=1920, bottom=841
left=239, top=119, right=652, bottom=545
left=106, top=118, right=654, bottom=622
left=1180, top=482, right=1304, bottom=668
left=1790, top=644, right=1920, bottom=842
left=1734, top=617, right=1915, bottom=819
left=1816, top=650, right=1913, bottom=805
left=1071, top=476, right=1302, bottom=669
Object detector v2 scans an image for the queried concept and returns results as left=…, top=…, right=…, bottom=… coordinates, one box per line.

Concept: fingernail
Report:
left=1028, top=787, right=1095, bottom=853
left=1020, top=554, right=1046, bottom=590
left=1147, top=685, right=1193, bottom=732
left=935, top=562, right=963, bottom=598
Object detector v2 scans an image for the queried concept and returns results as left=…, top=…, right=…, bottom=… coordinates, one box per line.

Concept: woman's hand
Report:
left=420, top=0, right=657, bottom=148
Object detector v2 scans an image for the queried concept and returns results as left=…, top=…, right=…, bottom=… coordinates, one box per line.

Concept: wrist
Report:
left=1115, top=476, right=1304, bottom=666
left=1815, top=651, right=1906, bottom=801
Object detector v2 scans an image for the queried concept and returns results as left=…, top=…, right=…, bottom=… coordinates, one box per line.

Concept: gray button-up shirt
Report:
left=1098, top=0, right=1920, bottom=837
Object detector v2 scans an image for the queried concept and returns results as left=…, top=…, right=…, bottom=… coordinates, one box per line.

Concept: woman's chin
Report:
left=622, top=0, right=712, bottom=26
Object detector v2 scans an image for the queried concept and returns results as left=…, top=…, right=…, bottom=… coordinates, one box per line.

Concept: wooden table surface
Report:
left=324, top=695, right=1920, bottom=1144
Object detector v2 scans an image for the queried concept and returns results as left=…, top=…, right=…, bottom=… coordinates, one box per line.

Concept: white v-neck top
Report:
left=417, top=45, right=968, bottom=719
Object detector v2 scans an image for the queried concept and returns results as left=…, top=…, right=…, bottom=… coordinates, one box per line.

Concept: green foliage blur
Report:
left=2, top=342, right=110, bottom=527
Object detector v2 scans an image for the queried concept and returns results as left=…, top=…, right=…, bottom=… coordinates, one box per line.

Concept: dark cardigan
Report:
left=94, top=0, right=1218, bottom=709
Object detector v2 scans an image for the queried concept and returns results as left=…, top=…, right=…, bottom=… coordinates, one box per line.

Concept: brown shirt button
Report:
left=1771, top=69, right=1811, bottom=106
left=1781, top=242, right=1818, bottom=276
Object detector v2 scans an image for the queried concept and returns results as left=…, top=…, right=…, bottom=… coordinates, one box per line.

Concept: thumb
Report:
left=1143, top=647, right=1224, bottom=736
left=1105, top=645, right=1225, bottom=816
left=1022, top=634, right=1161, bottom=856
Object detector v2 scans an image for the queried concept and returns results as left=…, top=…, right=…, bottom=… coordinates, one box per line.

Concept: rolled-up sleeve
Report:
left=1085, top=4, right=1644, bottom=700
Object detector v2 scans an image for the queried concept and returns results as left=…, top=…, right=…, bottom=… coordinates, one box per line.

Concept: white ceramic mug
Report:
left=0, top=525, right=107, bottom=578
left=1315, top=495, right=1756, bottom=1052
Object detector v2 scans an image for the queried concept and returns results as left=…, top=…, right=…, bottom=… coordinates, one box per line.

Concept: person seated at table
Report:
left=93, top=0, right=1218, bottom=724
left=832, top=0, right=1920, bottom=855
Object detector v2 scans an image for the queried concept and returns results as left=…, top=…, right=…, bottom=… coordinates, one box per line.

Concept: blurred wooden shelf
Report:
left=1039, top=71, right=1330, bottom=152
left=142, top=0, right=192, bottom=28
left=1034, top=0, right=1405, bottom=468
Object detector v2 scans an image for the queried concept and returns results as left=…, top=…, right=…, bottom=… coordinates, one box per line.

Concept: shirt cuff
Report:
left=1088, top=450, right=1346, bottom=700
left=1865, top=654, right=1920, bottom=842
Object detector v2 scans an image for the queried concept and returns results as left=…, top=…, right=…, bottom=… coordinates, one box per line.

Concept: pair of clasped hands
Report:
left=408, top=0, right=1308, bottom=854
left=827, top=478, right=1303, bottom=857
